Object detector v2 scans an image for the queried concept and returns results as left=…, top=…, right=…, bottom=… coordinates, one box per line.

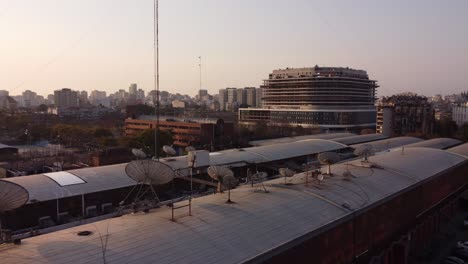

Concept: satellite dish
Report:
left=317, top=174, right=324, bottom=182
left=207, top=166, right=233, bottom=181
left=279, top=168, right=295, bottom=185
left=207, top=166, right=234, bottom=193
left=318, top=152, right=340, bottom=175
left=132, top=148, right=147, bottom=159
left=163, top=145, right=176, bottom=156
left=250, top=172, right=269, bottom=193
left=125, top=160, right=175, bottom=185
left=0, top=181, right=29, bottom=212
left=223, top=174, right=238, bottom=204
left=185, top=146, right=196, bottom=152
left=354, top=144, right=374, bottom=162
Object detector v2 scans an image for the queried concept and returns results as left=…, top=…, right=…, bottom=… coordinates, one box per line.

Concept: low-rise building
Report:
left=125, top=115, right=234, bottom=148
left=452, top=102, right=468, bottom=127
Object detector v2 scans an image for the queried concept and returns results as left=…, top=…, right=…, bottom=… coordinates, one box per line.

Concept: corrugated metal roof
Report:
left=249, top=133, right=356, bottom=146
left=447, top=143, right=468, bottom=157
left=1, top=164, right=136, bottom=204
left=396, top=137, right=462, bottom=150
left=1, top=148, right=465, bottom=264
left=351, top=136, right=424, bottom=152
left=161, top=139, right=349, bottom=175
left=331, top=134, right=388, bottom=145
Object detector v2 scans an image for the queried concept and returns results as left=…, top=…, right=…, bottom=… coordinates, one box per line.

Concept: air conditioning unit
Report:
left=38, top=216, right=55, bottom=228
left=101, top=203, right=114, bottom=214
left=85, top=206, right=97, bottom=218
left=57, top=212, right=70, bottom=224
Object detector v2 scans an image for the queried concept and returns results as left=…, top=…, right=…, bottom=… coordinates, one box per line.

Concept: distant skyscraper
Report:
left=198, top=89, right=208, bottom=99
left=0, top=90, right=9, bottom=97
left=137, top=89, right=145, bottom=101
left=245, top=87, right=256, bottom=107
left=218, top=89, right=228, bottom=111
left=54, top=88, right=79, bottom=108
left=255, top=87, right=263, bottom=107
left=236, top=88, right=247, bottom=106
left=129, top=84, right=137, bottom=95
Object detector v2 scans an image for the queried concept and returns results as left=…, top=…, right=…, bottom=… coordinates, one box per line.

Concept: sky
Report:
left=0, top=0, right=467, bottom=97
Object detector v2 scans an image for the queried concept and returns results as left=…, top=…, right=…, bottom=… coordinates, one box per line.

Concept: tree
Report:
left=119, top=129, right=173, bottom=157
left=36, top=104, right=48, bottom=112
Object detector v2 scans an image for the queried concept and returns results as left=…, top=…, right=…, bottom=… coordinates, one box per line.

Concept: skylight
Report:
left=43, top=172, right=86, bottom=186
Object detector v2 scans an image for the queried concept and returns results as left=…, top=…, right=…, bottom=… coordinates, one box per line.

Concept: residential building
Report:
left=239, top=66, right=378, bottom=131
left=89, top=90, right=108, bottom=106
left=236, top=88, right=247, bottom=106
left=376, top=93, right=433, bottom=137
left=245, top=87, right=257, bottom=107
left=54, top=88, right=78, bottom=108
left=0, top=90, right=9, bottom=97
left=452, top=102, right=468, bottom=127
left=218, top=89, right=228, bottom=111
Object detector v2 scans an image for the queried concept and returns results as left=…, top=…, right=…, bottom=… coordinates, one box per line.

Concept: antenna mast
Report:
left=199, top=56, right=202, bottom=91
left=153, top=0, right=160, bottom=160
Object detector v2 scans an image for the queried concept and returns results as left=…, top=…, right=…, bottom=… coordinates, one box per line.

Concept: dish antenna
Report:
left=279, top=168, right=295, bottom=185
left=207, top=166, right=234, bottom=194
left=163, top=145, right=176, bottom=156
left=185, top=146, right=196, bottom=152
left=249, top=171, right=269, bottom=193
left=354, top=144, right=374, bottom=162
left=318, top=152, right=340, bottom=175
left=132, top=148, right=147, bottom=160
left=222, top=174, right=237, bottom=204
left=0, top=181, right=29, bottom=239
left=124, top=160, right=175, bottom=210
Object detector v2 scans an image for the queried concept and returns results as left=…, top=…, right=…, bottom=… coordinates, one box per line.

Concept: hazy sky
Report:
left=1, top=0, right=467, bottom=97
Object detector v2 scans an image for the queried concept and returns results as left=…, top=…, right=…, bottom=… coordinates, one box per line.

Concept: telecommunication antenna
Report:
left=249, top=171, right=269, bottom=193
left=162, top=145, right=176, bottom=157
left=198, top=56, right=202, bottom=91
left=279, top=168, right=295, bottom=185
left=153, top=0, right=160, bottom=160
left=124, top=160, right=175, bottom=211
left=132, top=148, right=147, bottom=160
left=207, top=166, right=235, bottom=198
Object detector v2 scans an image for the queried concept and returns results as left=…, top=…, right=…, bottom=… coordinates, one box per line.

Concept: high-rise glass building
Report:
left=239, top=66, right=378, bottom=131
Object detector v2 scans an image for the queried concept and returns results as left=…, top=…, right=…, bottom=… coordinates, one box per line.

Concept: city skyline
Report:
left=1, top=0, right=467, bottom=97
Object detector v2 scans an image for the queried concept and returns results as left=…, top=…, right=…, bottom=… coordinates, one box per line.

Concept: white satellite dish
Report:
left=132, top=148, right=147, bottom=159
left=163, top=145, right=176, bottom=156
left=279, top=168, right=295, bottom=185
left=317, top=174, right=324, bottom=182
left=207, top=166, right=234, bottom=193
left=185, top=146, right=196, bottom=152
left=125, top=160, right=175, bottom=185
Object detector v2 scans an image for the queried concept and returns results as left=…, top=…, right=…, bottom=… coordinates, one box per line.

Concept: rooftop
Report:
left=0, top=148, right=465, bottom=264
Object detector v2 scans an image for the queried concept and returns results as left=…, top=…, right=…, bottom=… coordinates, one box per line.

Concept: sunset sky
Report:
left=1, top=0, right=467, bottom=97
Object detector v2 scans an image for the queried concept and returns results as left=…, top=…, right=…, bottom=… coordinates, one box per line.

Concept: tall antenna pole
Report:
left=154, top=0, right=160, bottom=160
left=198, top=56, right=202, bottom=91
